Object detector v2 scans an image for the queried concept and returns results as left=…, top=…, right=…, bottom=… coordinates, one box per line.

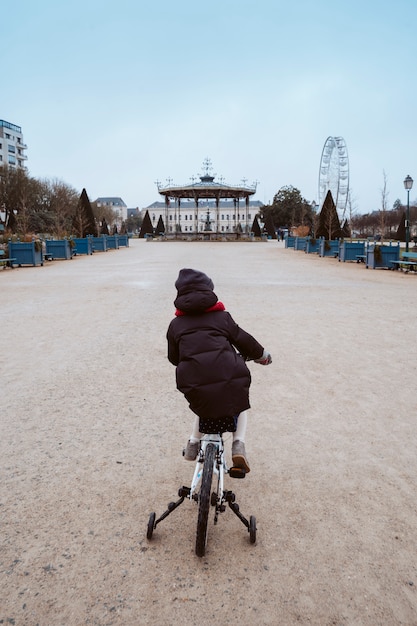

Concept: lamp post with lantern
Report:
left=403, top=175, right=413, bottom=252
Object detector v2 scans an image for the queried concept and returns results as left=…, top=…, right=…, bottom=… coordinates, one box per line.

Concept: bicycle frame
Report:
left=189, top=434, right=226, bottom=504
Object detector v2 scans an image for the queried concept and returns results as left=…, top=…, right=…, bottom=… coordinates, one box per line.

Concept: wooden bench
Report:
left=0, top=249, right=16, bottom=269
left=390, top=251, right=417, bottom=273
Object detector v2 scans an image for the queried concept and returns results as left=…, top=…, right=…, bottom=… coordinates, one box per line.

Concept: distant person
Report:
left=167, top=268, right=271, bottom=473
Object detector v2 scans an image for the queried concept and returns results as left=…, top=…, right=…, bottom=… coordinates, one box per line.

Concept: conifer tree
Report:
left=82, top=188, right=97, bottom=236
left=139, top=210, right=154, bottom=238
left=316, top=191, right=343, bottom=240
left=156, top=215, right=165, bottom=234
left=73, top=188, right=97, bottom=237
left=251, top=216, right=262, bottom=237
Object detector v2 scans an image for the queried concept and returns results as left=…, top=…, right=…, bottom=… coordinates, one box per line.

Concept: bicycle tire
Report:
left=195, top=442, right=215, bottom=557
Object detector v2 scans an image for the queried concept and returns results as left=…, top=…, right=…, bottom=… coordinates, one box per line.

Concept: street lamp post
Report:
left=404, top=175, right=413, bottom=252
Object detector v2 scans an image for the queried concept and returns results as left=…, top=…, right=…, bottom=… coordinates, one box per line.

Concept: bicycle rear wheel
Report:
left=195, top=442, right=215, bottom=557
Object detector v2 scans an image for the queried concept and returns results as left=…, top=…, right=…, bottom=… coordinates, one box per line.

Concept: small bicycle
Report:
left=146, top=432, right=257, bottom=557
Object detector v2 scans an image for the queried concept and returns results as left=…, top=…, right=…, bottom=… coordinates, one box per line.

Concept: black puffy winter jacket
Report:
left=167, top=270, right=264, bottom=426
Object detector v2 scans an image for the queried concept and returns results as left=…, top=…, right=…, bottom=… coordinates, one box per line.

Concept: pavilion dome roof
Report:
left=157, top=176, right=257, bottom=200
left=157, top=159, right=257, bottom=200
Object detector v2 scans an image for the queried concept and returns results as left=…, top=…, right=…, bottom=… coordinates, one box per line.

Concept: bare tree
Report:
left=8, top=168, right=37, bottom=236
left=72, top=203, right=90, bottom=238
left=0, top=166, right=31, bottom=233
left=91, top=201, right=117, bottom=227
left=346, top=189, right=358, bottom=235
left=48, top=179, right=79, bottom=237
left=379, top=171, right=389, bottom=242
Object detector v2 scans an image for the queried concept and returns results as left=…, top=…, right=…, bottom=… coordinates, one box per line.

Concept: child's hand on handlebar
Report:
left=254, top=350, right=272, bottom=365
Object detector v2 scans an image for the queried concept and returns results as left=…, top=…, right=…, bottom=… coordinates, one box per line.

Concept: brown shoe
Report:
left=232, top=440, right=250, bottom=473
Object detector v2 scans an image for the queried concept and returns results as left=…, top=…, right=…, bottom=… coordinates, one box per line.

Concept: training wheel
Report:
left=147, top=512, right=156, bottom=540
left=249, top=515, right=257, bottom=544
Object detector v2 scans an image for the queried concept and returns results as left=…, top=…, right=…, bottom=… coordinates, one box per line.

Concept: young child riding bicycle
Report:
left=167, top=268, right=271, bottom=473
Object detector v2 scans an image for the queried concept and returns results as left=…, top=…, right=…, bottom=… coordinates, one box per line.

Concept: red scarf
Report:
left=175, top=301, right=225, bottom=317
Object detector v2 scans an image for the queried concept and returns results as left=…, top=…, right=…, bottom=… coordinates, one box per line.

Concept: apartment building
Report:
left=0, top=119, right=28, bottom=169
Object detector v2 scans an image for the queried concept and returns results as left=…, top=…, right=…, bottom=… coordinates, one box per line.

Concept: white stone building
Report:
left=144, top=199, right=263, bottom=234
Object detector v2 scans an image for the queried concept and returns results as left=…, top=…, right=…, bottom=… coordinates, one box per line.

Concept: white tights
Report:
left=189, top=410, right=248, bottom=443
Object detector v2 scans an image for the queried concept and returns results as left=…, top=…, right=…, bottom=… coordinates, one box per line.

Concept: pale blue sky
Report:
left=3, top=0, right=417, bottom=213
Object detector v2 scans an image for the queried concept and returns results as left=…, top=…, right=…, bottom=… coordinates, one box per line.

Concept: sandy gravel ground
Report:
left=1, top=238, right=417, bottom=626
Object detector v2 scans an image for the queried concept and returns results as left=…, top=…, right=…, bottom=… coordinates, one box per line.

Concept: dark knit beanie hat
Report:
left=175, top=268, right=214, bottom=295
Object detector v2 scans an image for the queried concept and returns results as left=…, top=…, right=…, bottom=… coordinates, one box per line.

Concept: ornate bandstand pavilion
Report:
left=151, top=159, right=261, bottom=238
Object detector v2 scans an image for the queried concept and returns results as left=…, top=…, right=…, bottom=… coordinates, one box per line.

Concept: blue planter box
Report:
left=45, top=239, right=73, bottom=260
left=339, top=241, right=365, bottom=262
left=106, top=235, right=119, bottom=249
left=118, top=234, right=129, bottom=247
left=319, top=239, right=339, bottom=257
left=294, top=237, right=307, bottom=251
left=285, top=236, right=296, bottom=248
left=8, top=241, right=44, bottom=266
left=366, top=243, right=400, bottom=269
left=305, top=239, right=320, bottom=254
left=72, top=237, right=93, bottom=255
left=91, top=236, right=108, bottom=252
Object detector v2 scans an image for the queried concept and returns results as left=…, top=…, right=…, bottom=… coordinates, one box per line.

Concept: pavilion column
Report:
left=233, top=198, right=237, bottom=233
left=245, top=195, right=249, bottom=233
left=215, top=195, right=220, bottom=233
left=165, top=196, right=169, bottom=234
left=194, top=196, right=199, bottom=233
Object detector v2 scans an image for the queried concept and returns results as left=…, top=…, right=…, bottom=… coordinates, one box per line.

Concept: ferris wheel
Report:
left=318, top=136, right=349, bottom=221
